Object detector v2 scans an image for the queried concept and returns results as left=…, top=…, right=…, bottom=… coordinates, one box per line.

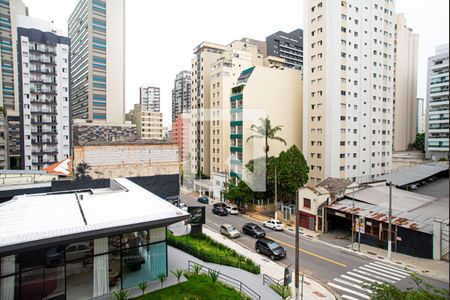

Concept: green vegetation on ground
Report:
left=167, top=231, right=260, bottom=274
left=133, top=274, right=249, bottom=300
left=269, top=283, right=291, bottom=299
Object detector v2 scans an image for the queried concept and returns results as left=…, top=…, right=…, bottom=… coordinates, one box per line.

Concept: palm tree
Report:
left=247, top=117, right=286, bottom=201
left=246, top=117, right=287, bottom=165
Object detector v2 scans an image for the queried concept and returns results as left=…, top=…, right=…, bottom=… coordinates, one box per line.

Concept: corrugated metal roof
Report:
left=377, top=163, right=448, bottom=186
left=328, top=199, right=436, bottom=234
left=0, top=178, right=189, bottom=250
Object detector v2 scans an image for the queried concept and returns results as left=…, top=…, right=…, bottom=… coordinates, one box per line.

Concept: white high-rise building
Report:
left=416, top=98, right=426, bottom=134
left=425, top=44, right=449, bottom=160
left=172, top=71, right=191, bottom=123
left=17, top=16, right=71, bottom=170
left=303, top=0, right=396, bottom=184
left=393, top=13, right=418, bottom=151
left=68, top=0, right=125, bottom=123
left=140, top=85, right=160, bottom=112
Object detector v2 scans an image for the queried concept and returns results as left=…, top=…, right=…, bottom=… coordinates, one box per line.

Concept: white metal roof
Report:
left=0, top=178, right=189, bottom=250
left=376, top=163, right=448, bottom=187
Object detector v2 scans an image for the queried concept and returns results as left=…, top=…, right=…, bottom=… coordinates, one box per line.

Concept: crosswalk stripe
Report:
left=353, top=269, right=396, bottom=283
left=328, top=282, right=370, bottom=299
left=361, top=265, right=405, bottom=279
left=347, top=271, right=382, bottom=284
left=341, top=274, right=363, bottom=284
left=334, top=278, right=373, bottom=294
left=358, top=266, right=402, bottom=281
left=369, top=262, right=410, bottom=276
left=371, top=261, right=410, bottom=275
left=342, top=295, right=361, bottom=300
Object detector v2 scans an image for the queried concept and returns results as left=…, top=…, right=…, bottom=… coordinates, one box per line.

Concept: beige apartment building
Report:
left=303, top=0, right=396, bottom=184
left=229, top=66, right=303, bottom=179
left=133, top=104, right=164, bottom=140
left=393, top=13, right=419, bottom=151
left=191, top=38, right=291, bottom=177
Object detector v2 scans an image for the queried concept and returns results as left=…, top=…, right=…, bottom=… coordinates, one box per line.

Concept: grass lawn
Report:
left=167, top=231, right=260, bottom=274
left=133, top=275, right=249, bottom=300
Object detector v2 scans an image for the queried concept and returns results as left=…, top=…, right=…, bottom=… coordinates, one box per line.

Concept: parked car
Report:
left=220, top=224, right=240, bottom=238
left=197, top=196, right=209, bottom=204
left=65, top=242, right=92, bottom=261
left=255, top=238, right=286, bottom=260
left=263, top=219, right=285, bottom=231
left=242, top=223, right=266, bottom=238
left=213, top=202, right=227, bottom=208
left=212, top=206, right=228, bottom=216
left=226, top=205, right=239, bottom=215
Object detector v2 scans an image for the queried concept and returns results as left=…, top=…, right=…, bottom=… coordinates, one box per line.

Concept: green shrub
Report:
left=137, top=279, right=148, bottom=295
left=112, top=289, right=129, bottom=300
left=167, top=231, right=260, bottom=274
left=269, top=284, right=291, bottom=299
left=438, top=157, right=448, bottom=162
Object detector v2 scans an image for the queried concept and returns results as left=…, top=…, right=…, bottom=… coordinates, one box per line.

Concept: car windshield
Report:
left=275, top=221, right=282, bottom=224
left=253, top=226, right=262, bottom=231
left=227, top=226, right=237, bottom=231
left=267, top=242, right=280, bottom=250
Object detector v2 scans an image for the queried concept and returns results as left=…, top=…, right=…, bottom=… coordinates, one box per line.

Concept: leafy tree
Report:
left=224, top=180, right=254, bottom=205
left=364, top=273, right=448, bottom=300
left=273, top=145, right=309, bottom=203
left=409, top=133, right=425, bottom=151
left=76, top=162, right=92, bottom=180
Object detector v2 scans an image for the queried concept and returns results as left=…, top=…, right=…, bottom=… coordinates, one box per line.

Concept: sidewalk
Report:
left=203, top=226, right=336, bottom=300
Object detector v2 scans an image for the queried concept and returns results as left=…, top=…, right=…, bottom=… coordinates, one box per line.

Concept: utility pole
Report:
left=295, top=191, right=300, bottom=299
left=351, top=186, right=355, bottom=251
left=275, top=164, right=278, bottom=220
left=388, top=181, right=393, bottom=260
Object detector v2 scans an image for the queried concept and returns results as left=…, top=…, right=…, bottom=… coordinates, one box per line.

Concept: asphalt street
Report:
left=181, top=193, right=449, bottom=299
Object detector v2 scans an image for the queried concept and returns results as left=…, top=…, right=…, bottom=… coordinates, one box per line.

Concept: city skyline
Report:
left=23, top=0, right=449, bottom=126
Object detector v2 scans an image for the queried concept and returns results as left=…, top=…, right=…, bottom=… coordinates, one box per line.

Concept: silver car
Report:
left=220, top=224, right=240, bottom=239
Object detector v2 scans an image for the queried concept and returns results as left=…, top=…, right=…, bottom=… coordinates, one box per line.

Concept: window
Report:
left=303, top=198, right=311, bottom=209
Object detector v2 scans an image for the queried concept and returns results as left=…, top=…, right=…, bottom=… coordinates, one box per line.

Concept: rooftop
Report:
left=0, top=178, right=189, bottom=254
left=316, top=177, right=352, bottom=194
left=376, top=162, right=448, bottom=187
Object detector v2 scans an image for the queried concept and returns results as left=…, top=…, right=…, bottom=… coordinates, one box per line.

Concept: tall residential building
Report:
left=416, top=98, right=426, bottom=134
left=0, top=0, right=27, bottom=169
left=266, top=29, right=303, bottom=70
left=392, top=13, right=419, bottom=151
left=425, top=44, right=449, bottom=160
left=171, top=71, right=191, bottom=122
left=229, top=66, right=303, bottom=179
left=0, top=111, right=6, bottom=169
left=190, top=39, right=270, bottom=177
left=17, top=16, right=71, bottom=170
left=133, top=104, right=163, bottom=140
left=303, top=0, right=396, bottom=184
left=140, top=85, right=160, bottom=112
left=68, top=0, right=125, bottom=123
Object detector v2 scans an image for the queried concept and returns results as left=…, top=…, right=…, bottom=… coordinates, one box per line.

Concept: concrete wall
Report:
left=74, top=143, right=179, bottom=178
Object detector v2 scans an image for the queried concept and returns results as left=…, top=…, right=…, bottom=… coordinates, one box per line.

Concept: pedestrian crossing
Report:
left=327, top=261, right=410, bottom=300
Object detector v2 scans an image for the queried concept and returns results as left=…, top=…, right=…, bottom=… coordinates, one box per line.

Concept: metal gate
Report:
left=441, top=219, right=449, bottom=261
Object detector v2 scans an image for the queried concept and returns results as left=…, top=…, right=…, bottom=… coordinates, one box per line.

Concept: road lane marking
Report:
left=361, top=264, right=405, bottom=279
left=342, top=295, right=360, bottom=300
left=359, top=266, right=402, bottom=281
left=353, top=269, right=396, bottom=284
left=341, top=274, right=363, bottom=284
left=267, top=236, right=347, bottom=267
left=347, top=271, right=381, bottom=284
left=368, top=262, right=410, bottom=276
left=327, top=282, right=370, bottom=299
left=371, top=261, right=410, bottom=274
left=334, top=278, right=372, bottom=293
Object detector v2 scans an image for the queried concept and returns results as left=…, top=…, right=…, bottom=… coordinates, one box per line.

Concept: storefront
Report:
left=0, top=178, right=189, bottom=299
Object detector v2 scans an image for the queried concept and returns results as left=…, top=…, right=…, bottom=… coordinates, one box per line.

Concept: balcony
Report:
left=31, top=131, right=57, bottom=135
left=29, top=69, right=56, bottom=75
left=32, top=139, right=58, bottom=145
left=30, top=89, right=57, bottom=95
left=32, top=150, right=58, bottom=155
left=31, top=99, right=57, bottom=105
left=30, top=48, right=57, bottom=55
left=230, top=146, right=243, bottom=153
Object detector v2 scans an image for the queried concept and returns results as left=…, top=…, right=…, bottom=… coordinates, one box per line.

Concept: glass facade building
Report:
left=0, top=226, right=167, bottom=300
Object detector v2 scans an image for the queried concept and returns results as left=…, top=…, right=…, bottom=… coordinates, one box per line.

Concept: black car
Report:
left=212, top=206, right=228, bottom=216
left=255, top=238, right=286, bottom=260
left=242, top=223, right=266, bottom=238
left=197, top=196, right=209, bottom=204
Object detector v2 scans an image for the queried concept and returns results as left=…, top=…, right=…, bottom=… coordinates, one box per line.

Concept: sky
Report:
left=23, top=0, right=450, bottom=127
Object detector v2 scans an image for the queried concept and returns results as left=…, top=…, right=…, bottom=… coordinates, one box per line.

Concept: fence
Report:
left=263, top=273, right=290, bottom=299
left=188, top=260, right=261, bottom=300
left=441, top=219, right=449, bottom=261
